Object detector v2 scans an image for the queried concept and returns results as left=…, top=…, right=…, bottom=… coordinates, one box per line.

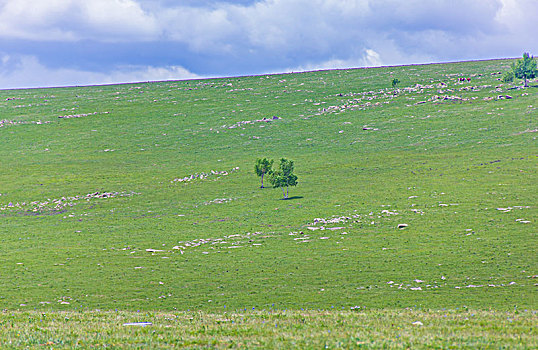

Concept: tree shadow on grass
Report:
left=280, top=196, right=304, bottom=200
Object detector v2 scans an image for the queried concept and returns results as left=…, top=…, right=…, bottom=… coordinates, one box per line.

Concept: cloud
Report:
left=362, top=49, right=382, bottom=67
left=146, top=0, right=536, bottom=69
left=0, top=53, right=199, bottom=89
left=366, top=0, right=502, bottom=33
left=285, top=48, right=383, bottom=73
left=0, top=0, right=158, bottom=41
left=495, top=0, right=538, bottom=52
left=159, top=6, right=240, bottom=52
left=1, top=0, right=538, bottom=88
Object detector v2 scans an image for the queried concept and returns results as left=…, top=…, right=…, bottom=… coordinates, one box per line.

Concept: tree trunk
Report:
left=282, top=187, right=287, bottom=199
left=260, top=173, right=264, bottom=188
left=286, top=186, right=289, bottom=198
left=524, top=76, right=528, bottom=87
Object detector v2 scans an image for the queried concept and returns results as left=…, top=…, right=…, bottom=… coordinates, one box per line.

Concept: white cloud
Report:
left=2, top=0, right=536, bottom=57
left=148, top=0, right=536, bottom=64
left=495, top=0, right=538, bottom=52
left=79, top=0, right=159, bottom=41
left=0, top=0, right=158, bottom=41
left=362, top=49, right=382, bottom=67
left=286, top=48, right=383, bottom=73
left=1, top=0, right=538, bottom=88
left=160, top=6, right=239, bottom=52
left=0, top=54, right=199, bottom=89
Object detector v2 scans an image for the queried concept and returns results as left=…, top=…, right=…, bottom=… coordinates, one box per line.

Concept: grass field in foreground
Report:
left=0, top=58, right=536, bottom=346
left=1, top=309, right=536, bottom=349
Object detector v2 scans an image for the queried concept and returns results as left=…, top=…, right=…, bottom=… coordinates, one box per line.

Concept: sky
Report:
left=0, top=0, right=537, bottom=89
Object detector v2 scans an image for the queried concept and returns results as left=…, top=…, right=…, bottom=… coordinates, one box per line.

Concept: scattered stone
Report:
left=171, top=167, right=239, bottom=183
left=222, top=116, right=281, bottom=129
left=381, top=209, right=399, bottom=215
left=0, top=191, right=139, bottom=213
left=204, top=198, right=234, bottom=205
left=497, top=207, right=512, bottom=212
left=123, top=322, right=152, bottom=327
left=397, top=224, right=408, bottom=229
left=1, top=119, right=52, bottom=128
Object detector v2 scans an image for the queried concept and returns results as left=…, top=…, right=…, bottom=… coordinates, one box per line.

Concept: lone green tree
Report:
left=512, top=52, right=537, bottom=87
left=269, top=158, right=298, bottom=199
left=254, top=157, right=273, bottom=188
left=391, top=78, right=400, bottom=88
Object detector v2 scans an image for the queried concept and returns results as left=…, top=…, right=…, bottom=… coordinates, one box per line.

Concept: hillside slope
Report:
left=0, top=59, right=536, bottom=312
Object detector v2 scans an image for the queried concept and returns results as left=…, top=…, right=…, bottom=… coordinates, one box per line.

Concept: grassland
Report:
left=1, top=309, right=535, bottom=348
left=0, top=58, right=536, bottom=347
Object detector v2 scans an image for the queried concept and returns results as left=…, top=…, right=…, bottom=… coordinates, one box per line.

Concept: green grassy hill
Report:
left=0, top=59, right=536, bottom=347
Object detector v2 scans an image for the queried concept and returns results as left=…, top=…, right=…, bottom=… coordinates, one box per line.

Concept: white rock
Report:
left=123, top=322, right=152, bottom=327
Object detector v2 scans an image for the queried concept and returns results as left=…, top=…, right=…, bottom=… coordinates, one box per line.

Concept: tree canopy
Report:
left=512, top=52, right=537, bottom=87
left=254, top=158, right=273, bottom=188
left=269, top=158, right=298, bottom=199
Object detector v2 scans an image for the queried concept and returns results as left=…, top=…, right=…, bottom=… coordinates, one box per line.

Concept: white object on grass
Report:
left=123, top=322, right=153, bottom=326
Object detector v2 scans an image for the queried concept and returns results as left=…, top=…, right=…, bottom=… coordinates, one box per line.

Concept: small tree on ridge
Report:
left=254, top=157, right=273, bottom=188
left=512, top=52, right=538, bottom=87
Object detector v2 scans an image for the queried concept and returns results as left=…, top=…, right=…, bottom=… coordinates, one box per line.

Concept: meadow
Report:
left=0, top=58, right=536, bottom=347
